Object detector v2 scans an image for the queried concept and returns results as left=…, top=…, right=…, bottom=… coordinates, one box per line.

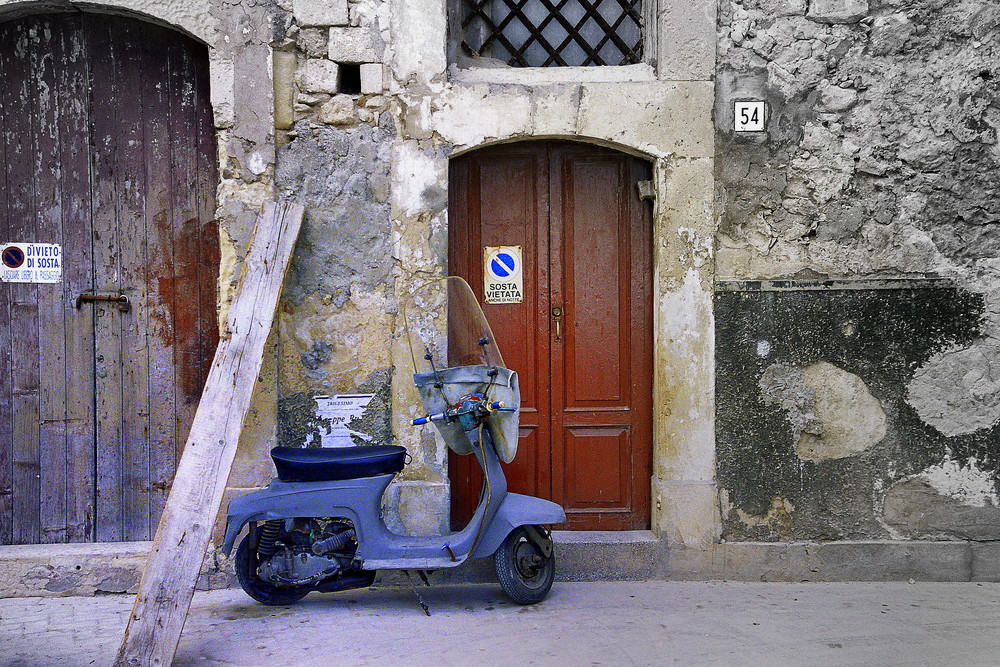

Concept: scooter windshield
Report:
left=405, top=276, right=504, bottom=372
left=403, top=277, right=520, bottom=463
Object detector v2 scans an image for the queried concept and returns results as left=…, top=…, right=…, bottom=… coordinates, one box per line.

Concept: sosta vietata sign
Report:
left=484, top=246, right=523, bottom=304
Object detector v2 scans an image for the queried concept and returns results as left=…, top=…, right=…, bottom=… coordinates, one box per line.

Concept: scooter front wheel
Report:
left=494, top=525, right=555, bottom=605
left=235, top=530, right=310, bottom=606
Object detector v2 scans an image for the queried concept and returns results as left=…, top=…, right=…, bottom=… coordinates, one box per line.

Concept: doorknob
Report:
left=76, top=292, right=131, bottom=313
left=552, top=306, right=563, bottom=341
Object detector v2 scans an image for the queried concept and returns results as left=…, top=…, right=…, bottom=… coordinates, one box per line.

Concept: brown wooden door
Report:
left=0, top=13, right=218, bottom=544
left=449, top=141, right=653, bottom=530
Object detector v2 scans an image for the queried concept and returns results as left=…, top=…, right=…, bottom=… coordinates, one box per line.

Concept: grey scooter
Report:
left=221, top=277, right=566, bottom=605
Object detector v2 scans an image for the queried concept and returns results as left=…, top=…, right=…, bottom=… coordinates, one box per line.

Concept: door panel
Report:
left=449, top=141, right=652, bottom=531
left=0, top=13, right=218, bottom=544
left=449, top=146, right=552, bottom=522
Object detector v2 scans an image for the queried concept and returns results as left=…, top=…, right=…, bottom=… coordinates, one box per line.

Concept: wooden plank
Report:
left=0, top=18, right=17, bottom=544
left=62, top=15, right=97, bottom=543
left=34, top=15, right=70, bottom=543
left=116, top=201, right=304, bottom=667
left=89, top=18, right=125, bottom=542
left=117, top=19, right=154, bottom=541
left=7, top=18, right=42, bottom=545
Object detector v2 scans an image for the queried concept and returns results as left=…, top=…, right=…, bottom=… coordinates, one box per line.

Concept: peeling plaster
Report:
left=908, top=343, right=1000, bottom=437
left=921, top=457, right=999, bottom=509
left=760, top=361, right=886, bottom=461
left=883, top=457, right=1000, bottom=541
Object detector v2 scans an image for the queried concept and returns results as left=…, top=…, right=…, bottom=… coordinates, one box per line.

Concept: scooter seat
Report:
left=271, top=445, right=407, bottom=482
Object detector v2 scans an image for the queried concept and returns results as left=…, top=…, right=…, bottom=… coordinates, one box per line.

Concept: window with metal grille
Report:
left=459, top=0, right=644, bottom=67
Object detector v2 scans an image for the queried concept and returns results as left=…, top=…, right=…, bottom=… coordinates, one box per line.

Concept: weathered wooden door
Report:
left=0, top=13, right=218, bottom=544
left=449, top=141, right=653, bottom=530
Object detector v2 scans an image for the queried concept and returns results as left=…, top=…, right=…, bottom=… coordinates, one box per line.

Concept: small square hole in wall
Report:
left=338, top=63, right=361, bottom=95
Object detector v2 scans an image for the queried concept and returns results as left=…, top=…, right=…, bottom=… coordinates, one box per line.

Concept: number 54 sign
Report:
left=734, top=101, right=765, bottom=132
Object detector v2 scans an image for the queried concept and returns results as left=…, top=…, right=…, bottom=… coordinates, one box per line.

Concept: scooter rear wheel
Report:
left=235, top=530, right=310, bottom=606
left=494, top=525, right=555, bottom=605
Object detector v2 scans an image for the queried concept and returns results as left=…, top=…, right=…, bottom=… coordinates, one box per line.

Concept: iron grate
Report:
left=461, top=0, right=644, bottom=67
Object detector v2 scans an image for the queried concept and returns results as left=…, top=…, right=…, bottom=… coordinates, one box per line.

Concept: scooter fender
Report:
left=470, top=492, right=566, bottom=558
left=220, top=477, right=381, bottom=556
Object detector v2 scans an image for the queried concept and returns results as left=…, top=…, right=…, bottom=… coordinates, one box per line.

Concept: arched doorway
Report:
left=0, top=12, right=218, bottom=543
left=449, top=140, right=653, bottom=530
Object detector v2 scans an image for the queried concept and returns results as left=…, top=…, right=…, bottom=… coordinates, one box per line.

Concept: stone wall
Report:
left=715, top=0, right=1000, bottom=542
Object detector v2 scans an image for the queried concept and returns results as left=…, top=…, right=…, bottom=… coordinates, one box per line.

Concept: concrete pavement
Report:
left=3, top=580, right=1000, bottom=666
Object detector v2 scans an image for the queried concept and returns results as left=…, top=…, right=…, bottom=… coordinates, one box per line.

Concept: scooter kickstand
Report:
left=404, top=570, right=432, bottom=616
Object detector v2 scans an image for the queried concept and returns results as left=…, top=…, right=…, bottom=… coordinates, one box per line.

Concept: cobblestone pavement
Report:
left=3, top=581, right=1000, bottom=666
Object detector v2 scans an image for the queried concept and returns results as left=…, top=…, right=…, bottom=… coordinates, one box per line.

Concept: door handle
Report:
left=76, top=292, right=131, bottom=313
left=552, top=306, right=563, bottom=341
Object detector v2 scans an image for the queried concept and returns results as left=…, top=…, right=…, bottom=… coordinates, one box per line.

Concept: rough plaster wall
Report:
left=272, top=6, right=397, bottom=444
left=716, top=0, right=1000, bottom=281
left=716, top=0, right=1000, bottom=542
left=266, top=0, right=452, bottom=535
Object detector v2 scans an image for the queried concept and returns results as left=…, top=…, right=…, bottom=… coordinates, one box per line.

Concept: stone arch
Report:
left=0, top=0, right=219, bottom=44
left=449, top=134, right=661, bottom=163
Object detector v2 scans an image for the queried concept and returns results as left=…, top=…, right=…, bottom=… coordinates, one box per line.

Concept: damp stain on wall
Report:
left=715, top=281, right=992, bottom=541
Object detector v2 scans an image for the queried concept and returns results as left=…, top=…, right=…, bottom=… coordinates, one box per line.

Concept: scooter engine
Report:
left=256, top=519, right=358, bottom=587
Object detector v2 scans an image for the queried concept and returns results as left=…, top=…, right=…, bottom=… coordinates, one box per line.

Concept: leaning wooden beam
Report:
left=116, top=201, right=305, bottom=666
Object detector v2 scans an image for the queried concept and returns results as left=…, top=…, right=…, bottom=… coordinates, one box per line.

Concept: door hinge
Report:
left=636, top=180, right=655, bottom=201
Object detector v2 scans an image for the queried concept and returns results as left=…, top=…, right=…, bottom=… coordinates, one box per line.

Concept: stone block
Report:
left=328, top=26, right=380, bottom=63
left=360, top=63, right=384, bottom=94
left=551, top=531, right=666, bottom=581
left=807, top=0, right=869, bottom=24
left=382, top=481, right=449, bottom=537
left=658, top=0, right=716, bottom=80
left=758, top=0, right=806, bottom=16
left=296, top=27, right=330, bottom=58
left=0, top=543, right=150, bottom=597
left=972, top=542, right=1000, bottom=581
left=296, top=59, right=340, bottom=94
left=293, top=0, right=348, bottom=26
left=318, top=95, right=359, bottom=125
left=652, top=479, right=721, bottom=550
left=576, top=81, right=714, bottom=159
left=272, top=51, right=298, bottom=130
left=807, top=542, right=971, bottom=581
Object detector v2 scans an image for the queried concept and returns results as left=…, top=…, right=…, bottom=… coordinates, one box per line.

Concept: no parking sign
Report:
left=1, top=243, right=62, bottom=283
left=484, top=246, right=523, bottom=304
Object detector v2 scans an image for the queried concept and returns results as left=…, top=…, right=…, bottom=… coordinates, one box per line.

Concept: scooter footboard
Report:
left=470, top=493, right=566, bottom=558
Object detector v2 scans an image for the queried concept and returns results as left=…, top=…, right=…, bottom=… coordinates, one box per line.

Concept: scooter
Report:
left=221, top=276, right=566, bottom=605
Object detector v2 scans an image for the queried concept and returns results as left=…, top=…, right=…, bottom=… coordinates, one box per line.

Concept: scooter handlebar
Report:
left=412, top=412, right=448, bottom=426
left=412, top=401, right=516, bottom=426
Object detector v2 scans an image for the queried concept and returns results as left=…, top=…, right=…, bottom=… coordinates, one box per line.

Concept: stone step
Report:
left=0, top=531, right=665, bottom=597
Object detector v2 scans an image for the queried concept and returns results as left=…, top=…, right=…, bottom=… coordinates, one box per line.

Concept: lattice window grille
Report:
left=461, top=0, right=644, bottom=68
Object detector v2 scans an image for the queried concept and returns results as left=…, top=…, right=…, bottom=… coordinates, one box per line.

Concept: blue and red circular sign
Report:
left=2, top=246, right=25, bottom=269
left=486, top=248, right=521, bottom=280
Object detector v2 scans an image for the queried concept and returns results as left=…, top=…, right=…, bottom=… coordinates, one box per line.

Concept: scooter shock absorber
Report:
left=256, top=520, right=282, bottom=558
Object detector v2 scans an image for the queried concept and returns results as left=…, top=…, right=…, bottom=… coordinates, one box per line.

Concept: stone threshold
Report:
left=669, top=540, right=1000, bottom=582
left=5, top=536, right=997, bottom=598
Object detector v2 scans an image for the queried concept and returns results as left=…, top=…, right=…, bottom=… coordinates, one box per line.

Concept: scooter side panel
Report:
left=221, top=475, right=391, bottom=555
left=470, top=492, right=566, bottom=558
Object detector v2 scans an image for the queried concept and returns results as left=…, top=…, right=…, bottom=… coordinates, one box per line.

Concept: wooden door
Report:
left=449, top=141, right=653, bottom=530
left=0, top=13, right=218, bottom=544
